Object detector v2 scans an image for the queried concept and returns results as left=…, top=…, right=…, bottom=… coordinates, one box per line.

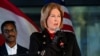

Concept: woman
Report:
left=29, top=2, right=81, bottom=56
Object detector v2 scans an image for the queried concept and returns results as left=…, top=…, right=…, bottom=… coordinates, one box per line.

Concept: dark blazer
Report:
left=29, top=29, right=81, bottom=56
left=0, top=44, right=28, bottom=56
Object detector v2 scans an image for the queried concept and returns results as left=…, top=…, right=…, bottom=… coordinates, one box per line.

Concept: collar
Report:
left=42, top=28, right=55, bottom=40
left=5, top=43, right=17, bottom=55
left=5, top=43, right=17, bottom=49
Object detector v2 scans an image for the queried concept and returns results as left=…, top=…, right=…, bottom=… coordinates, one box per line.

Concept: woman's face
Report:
left=47, top=8, right=61, bottom=31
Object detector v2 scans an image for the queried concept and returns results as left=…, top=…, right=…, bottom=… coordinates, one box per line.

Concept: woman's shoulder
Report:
left=30, top=32, right=42, bottom=39
left=31, top=32, right=41, bottom=35
left=60, top=30, right=75, bottom=37
left=62, top=31, right=76, bottom=40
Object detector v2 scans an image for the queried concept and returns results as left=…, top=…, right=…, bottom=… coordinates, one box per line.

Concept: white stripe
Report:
left=63, top=18, right=73, bottom=26
left=62, top=30, right=74, bottom=33
left=16, top=16, right=38, bottom=49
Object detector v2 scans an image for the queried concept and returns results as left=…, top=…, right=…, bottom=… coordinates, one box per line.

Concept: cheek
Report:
left=47, top=20, right=52, bottom=27
left=58, top=18, right=62, bottom=25
left=13, top=32, right=17, bottom=36
left=4, top=33, right=8, bottom=37
left=47, top=18, right=54, bottom=26
left=3, top=34, right=9, bottom=39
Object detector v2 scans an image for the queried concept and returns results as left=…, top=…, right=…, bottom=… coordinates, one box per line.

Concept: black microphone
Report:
left=54, top=28, right=66, bottom=56
left=52, top=28, right=60, bottom=44
left=52, top=28, right=62, bottom=44
left=52, top=28, right=65, bottom=48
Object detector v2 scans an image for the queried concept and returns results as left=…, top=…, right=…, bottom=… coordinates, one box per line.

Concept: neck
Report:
left=47, top=28, right=56, bottom=33
left=6, top=41, right=16, bottom=48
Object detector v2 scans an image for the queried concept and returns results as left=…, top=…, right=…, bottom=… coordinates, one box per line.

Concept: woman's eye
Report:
left=51, top=15, right=55, bottom=17
left=50, top=15, right=61, bottom=17
left=58, top=15, right=61, bottom=17
left=57, top=15, right=61, bottom=17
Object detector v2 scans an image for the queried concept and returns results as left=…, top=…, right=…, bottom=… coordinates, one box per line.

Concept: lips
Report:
left=54, top=23, right=58, bottom=26
left=8, top=35, right=15, bottom=38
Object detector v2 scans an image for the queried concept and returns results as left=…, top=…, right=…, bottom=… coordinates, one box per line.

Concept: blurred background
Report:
left=9, top=0, right=100, bottom=56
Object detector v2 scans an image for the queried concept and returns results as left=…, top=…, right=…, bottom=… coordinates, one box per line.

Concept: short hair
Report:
left=1, top=21, right=17, bottom=33
left=40, top=2, right=64, bottom=29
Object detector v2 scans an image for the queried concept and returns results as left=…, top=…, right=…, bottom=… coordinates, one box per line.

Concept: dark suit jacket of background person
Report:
left=0, top=44, right=29, bottom=56
left=29, top=29, right=81, bottom=56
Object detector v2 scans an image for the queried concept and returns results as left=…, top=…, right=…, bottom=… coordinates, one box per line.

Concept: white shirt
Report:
left=5, top=43, right=17, bottom=55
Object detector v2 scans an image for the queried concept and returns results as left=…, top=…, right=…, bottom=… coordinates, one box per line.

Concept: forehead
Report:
left=50, top=8, right=60, bottom=14
left=3, top=23, right=15, bottom=29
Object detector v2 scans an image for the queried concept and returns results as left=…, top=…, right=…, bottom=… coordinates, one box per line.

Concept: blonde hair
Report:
left=40, top=2, right=64, bottom=29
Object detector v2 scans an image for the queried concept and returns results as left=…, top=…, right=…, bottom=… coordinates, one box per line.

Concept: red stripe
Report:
left=64, top=12, right=71, bottom=20
left=0, top=34, right=5, bottom=46
left=62, top=24, right=74, bottom=32
left=0, top=0, right=40, bottom=32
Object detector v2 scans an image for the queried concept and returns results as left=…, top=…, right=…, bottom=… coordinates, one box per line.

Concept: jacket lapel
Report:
left=0, top=44, right=8, bottom=55
left=42, top=29, right=52, bottom=43
left=17, top=44, right=22, bottom=55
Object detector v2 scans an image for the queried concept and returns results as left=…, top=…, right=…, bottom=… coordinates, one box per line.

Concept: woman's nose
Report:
left=54, top=17, right=58, bottom=21
left=54, top=19, right=57, bottom=22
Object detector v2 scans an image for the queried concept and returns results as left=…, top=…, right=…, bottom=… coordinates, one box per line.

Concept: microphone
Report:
left=52, top=28, right=65, bottom=48
left=52, top=28, right=60, bottom=44
left=55, top=28, right=60, bottom=32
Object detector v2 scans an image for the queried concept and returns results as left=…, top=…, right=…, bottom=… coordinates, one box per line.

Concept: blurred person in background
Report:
left=0, top=21, right=28, bottom=56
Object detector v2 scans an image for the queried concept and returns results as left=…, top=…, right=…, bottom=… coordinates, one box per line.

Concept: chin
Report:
left=53, top=28, right=58, bottom=30
left=8, top=38, right=15, bottom=42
